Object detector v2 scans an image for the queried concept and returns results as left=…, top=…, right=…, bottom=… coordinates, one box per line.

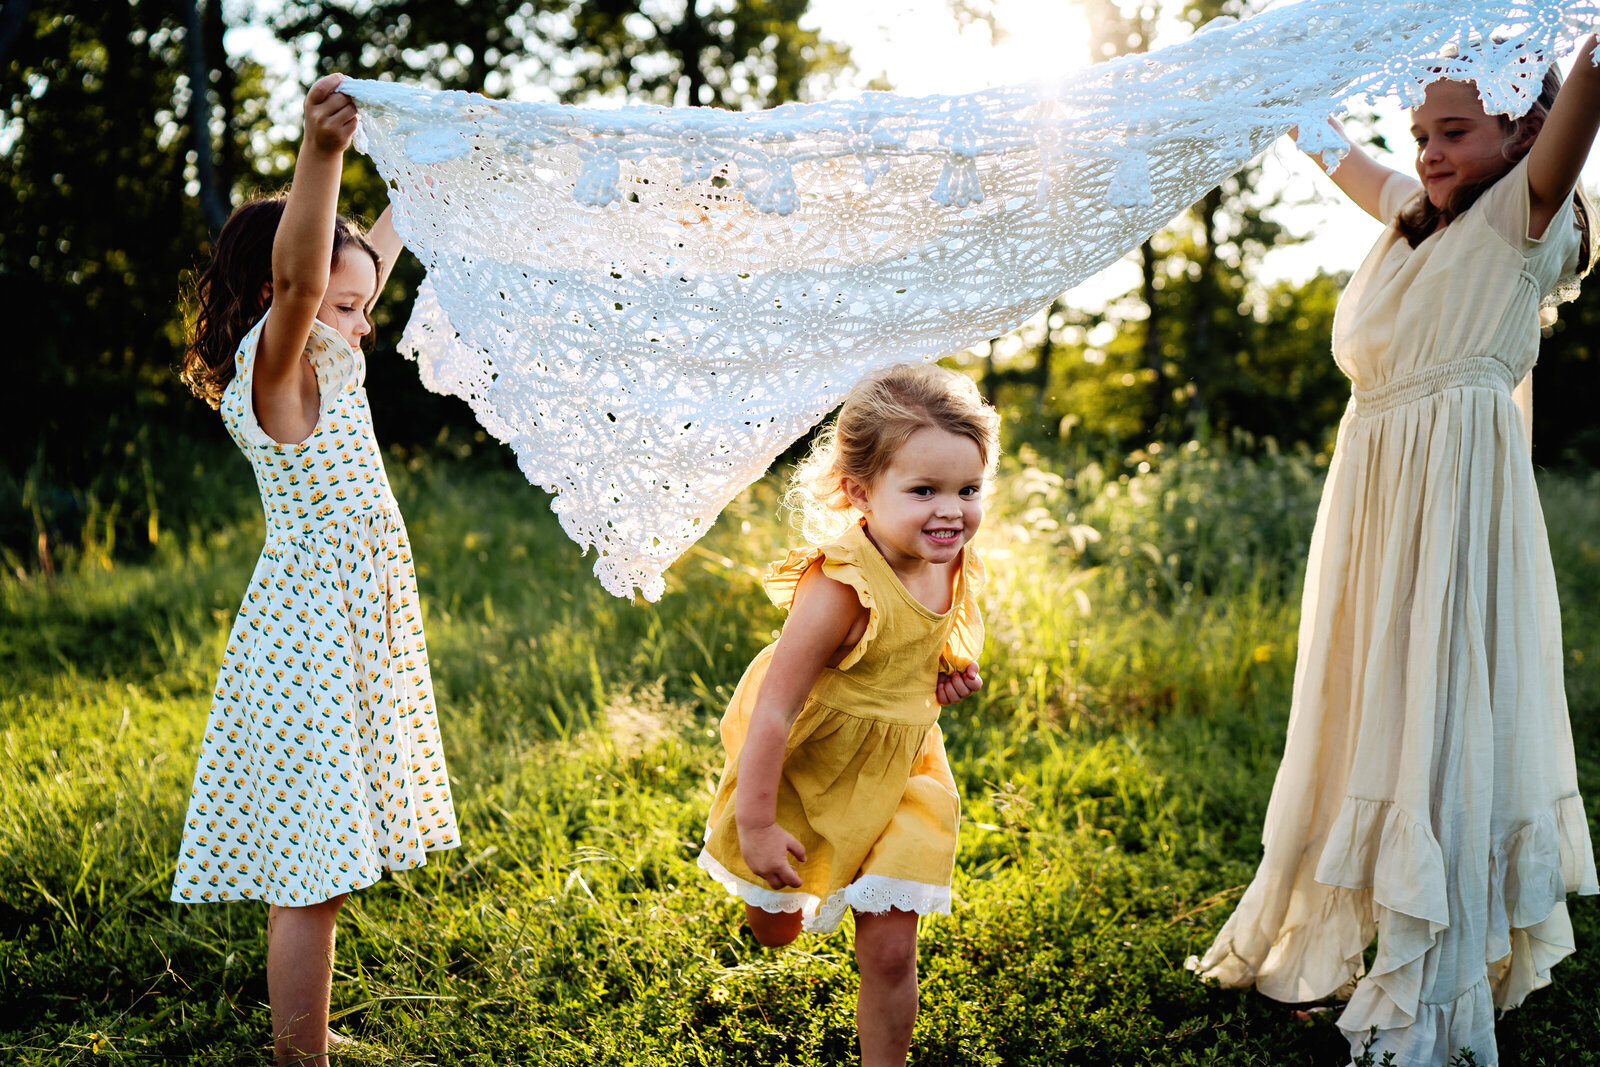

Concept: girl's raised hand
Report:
left=303, top=72, right=359, bottom=156
left=254, top=71, right=361, bottom=441
left=737, top=821, right=807, bottom=889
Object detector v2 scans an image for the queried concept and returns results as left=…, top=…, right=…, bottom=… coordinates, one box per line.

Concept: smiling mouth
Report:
left=924, top=529, right=962, bottom=545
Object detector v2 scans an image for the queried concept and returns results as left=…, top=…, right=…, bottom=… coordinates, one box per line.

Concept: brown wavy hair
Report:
left=181, top=195, right=381, bottom=408
left=787, top=363, right=1002, bottom=545
left=1396, top=65, right=1593, bottom=275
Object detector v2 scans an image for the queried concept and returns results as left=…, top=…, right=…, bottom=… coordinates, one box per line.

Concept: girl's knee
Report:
left=268, top=893, right=348, bottom=924
left=857, top=940, right=917, bottom=985
left=747, top=905, right=803, bottom=947
left=854, top=910, right=919, bottom=984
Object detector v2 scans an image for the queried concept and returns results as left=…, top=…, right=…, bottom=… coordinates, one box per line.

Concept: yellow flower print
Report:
left=171, top=344, right=455, bottom=906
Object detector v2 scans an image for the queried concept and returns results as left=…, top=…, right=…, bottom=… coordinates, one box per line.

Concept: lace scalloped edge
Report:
left=697, top=849, right=951, bottom=934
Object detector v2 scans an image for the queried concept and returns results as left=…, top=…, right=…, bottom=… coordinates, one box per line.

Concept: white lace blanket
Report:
left=342, top=0, right=1599, bottom=600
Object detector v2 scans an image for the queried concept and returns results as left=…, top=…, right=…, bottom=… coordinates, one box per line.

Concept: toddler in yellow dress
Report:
left=697, top=363, right=999, bottom=1067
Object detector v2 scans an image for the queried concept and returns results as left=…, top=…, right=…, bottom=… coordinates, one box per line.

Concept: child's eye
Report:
left=337, top=305, right=356, bottom=314
left=910, top=487, right=934, bottom=497
left=960, top=486, right=981, bottom=498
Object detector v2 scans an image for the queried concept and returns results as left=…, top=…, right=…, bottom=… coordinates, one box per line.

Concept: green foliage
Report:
left=3, top=450, right=1597, bottom=1065
left=274, top=0, right=849, bottom=107
left=1533, top=279, right=1600, bottom=467
left=3, top=2, right=262, bottom=561
left=1, top=0, right=848, bottom=572
left=984, top=269, right=1350, bottom=462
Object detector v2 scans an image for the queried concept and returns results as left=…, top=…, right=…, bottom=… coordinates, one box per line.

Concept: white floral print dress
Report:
left=171, top=313, right=458, bottom=907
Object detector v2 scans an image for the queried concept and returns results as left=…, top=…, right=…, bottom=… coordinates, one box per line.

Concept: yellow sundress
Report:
left=698, top=521, right=985, bottom=933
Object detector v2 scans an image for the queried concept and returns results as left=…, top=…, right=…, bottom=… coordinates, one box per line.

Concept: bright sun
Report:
left=807, top=0, right=1095, bottom=96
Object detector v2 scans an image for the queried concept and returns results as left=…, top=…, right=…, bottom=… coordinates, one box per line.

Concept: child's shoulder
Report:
left=1471, top=156, right=1581, bottom=261
left=762, top=523, right=876, bottom=615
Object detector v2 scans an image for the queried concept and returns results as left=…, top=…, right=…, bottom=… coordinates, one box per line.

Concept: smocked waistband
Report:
left=1350, top=356, right=1517, bottom=417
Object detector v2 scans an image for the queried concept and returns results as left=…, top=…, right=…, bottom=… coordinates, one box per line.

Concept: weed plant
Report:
left=2, top=447, right=1596, bottom=1065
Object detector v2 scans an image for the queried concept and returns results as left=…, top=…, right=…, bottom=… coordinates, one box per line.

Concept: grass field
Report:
left=3, top=443, right=1598, bottom=1066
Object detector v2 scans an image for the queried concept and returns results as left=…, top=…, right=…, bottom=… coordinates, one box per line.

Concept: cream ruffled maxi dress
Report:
left=1194, top=158, right=1598, bottom=1066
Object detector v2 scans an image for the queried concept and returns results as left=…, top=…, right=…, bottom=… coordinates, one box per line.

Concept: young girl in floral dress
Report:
left=174, top=74, right=457, bottom=1066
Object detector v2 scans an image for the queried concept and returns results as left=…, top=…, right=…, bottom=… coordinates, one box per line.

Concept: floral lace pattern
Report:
left=342, top=1, right=1600, bottom=599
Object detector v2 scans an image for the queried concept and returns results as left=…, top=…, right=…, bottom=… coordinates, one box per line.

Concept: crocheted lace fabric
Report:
left=342, top=0, right=1600, bottom=600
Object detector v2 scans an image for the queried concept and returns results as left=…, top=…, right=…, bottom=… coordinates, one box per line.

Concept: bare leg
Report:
left=267, top=894, right=347, bottom=1067
left=854, top=908, right=920, bottom=1067
left=746, top=904, right=803, bottom=947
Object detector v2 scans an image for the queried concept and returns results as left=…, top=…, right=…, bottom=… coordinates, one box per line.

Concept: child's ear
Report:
left=842, top=476, right=870, bottom=513
left=259, top=281, right=273, bottom=310
left=1514, top=113, right=1544, bottom=151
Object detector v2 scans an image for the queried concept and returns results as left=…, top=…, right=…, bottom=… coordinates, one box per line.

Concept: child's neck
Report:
left=861, top=525, right=959, bottom=615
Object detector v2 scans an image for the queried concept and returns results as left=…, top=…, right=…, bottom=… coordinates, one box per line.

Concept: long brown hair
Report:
left=181, top=195, right=381, bottom=409
left=1396, top=65, right=1594, bottom=275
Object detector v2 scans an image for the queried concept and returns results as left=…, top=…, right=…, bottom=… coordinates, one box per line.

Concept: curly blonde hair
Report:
left=786, top=363, right=1002, bottom=545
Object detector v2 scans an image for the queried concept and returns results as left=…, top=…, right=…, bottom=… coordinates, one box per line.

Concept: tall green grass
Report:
left=2, top=446, right=1596, bottom=1065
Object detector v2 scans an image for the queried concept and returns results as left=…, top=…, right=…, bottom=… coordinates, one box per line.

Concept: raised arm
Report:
left=1528, top=35, right=1600, bottom=240
left=254, top=73, right=359, bottom=443
left=367, top=205, right=403, bottom=296
left=734, top=565, right=864, bottom=889
left=1299, top=118, right=1404, bottom=222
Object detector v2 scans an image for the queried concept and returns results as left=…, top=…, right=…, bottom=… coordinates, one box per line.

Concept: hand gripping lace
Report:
left=341, top=1, right=1600, bottom=600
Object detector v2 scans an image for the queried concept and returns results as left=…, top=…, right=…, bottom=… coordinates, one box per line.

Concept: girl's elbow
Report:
left=267, top=277, right=323, bottom=314
left=751, top=701, right=801, bottom=736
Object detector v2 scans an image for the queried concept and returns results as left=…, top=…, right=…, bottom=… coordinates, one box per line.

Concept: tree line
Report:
left=4, top=0, right=1597, bottom=573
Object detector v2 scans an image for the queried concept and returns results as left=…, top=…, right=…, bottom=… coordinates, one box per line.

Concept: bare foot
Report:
left=326, top=1029, right=349, bottom=1052
left=1293, top=1006, right=1337, bottom=1021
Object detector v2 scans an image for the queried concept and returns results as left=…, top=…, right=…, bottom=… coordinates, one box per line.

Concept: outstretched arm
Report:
left=734, top=565, right=862, bottom=890
left=368, top=205, right=403, bottom=295
left=255, top=73, right=359, bottom=443
left=1297, top=118, right=1402, bottom=222
left=1528, top=35, right=1600, bottom=240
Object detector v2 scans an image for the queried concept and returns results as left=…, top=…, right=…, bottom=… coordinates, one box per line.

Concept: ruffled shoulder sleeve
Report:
left=939, top=546, right=987, bottom=672
left=219, top=311, right=277, bottom=450
left=219, top=313, right=363, bottom=450
left=761, top=524, right=880, bottom=671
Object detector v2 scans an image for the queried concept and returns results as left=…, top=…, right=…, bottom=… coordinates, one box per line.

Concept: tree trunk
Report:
left=0, top=0, right=29, bottom=67
left=467, top=14, right=491, bottom=94
left=1140, top=238, right=1164, bottom=430
left=1034, top=299, right=1062, bottom=430
left=183, top=0, right=229, bottom=231
left=666, top=8, right=709, bottom=106
left=203, top=0, right=235, bottom=203
left=1186, top=187, right=1223, bottom=429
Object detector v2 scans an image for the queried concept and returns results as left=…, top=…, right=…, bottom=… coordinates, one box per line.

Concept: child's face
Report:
left=316, top=249, right=377, bottom=350
left=1410, top=79, right=1518, bottom=210
left=847, top=426, right=986, bottom=572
